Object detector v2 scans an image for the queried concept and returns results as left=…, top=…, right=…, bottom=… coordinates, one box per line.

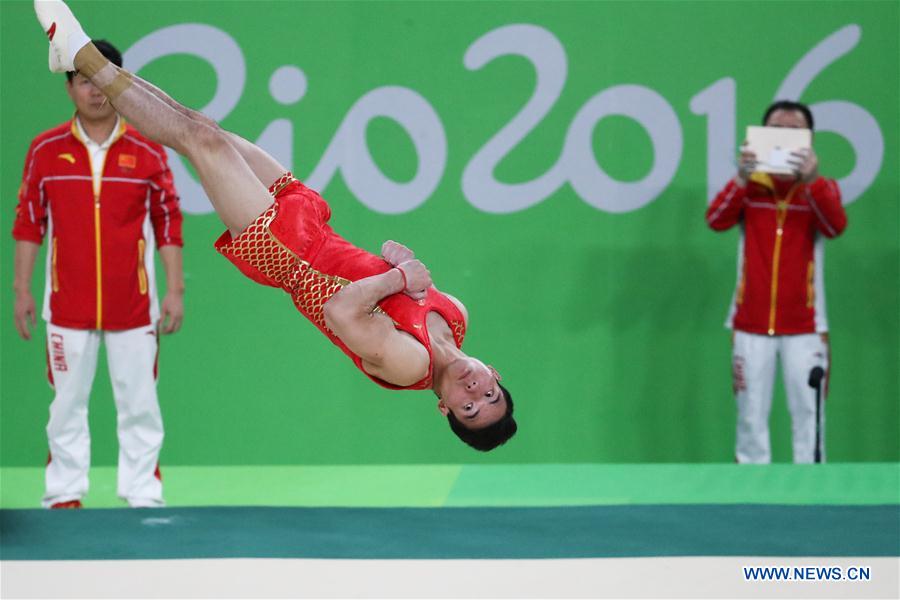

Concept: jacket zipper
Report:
left=86, top=149, right=107, bottom=329
left=767, top=184, right=799, bottom=335
left=73, top=117, right=125, bottom=330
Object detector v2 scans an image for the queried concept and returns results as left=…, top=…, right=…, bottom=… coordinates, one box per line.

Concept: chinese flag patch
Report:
left=118, top=154, right=137, bottom=169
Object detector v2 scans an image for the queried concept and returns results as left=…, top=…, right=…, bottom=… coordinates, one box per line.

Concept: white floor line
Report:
left=2, top=556, right=898, bottom=599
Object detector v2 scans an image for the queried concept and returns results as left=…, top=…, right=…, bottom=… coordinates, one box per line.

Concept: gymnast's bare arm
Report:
left=323, top=260, right=433, bottom=387
left=383, top=240, right=470, bottom=326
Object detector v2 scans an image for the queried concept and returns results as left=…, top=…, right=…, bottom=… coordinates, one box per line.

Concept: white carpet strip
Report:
left=3, top=557, right=898, bottom=599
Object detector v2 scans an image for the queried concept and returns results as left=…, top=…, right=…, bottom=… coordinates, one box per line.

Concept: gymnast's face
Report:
left=436, top=358, right=506, bottom=429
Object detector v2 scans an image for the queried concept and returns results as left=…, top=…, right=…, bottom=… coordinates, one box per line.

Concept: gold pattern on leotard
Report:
left=221, top=172, right=420, bottom=334
left=221, top=200, right=392, bottom=331
left=222, top=204, right=348, bottom=329
left=451, top=320, right=466, bottom=348
left=268, top=172, right=298, bottom=198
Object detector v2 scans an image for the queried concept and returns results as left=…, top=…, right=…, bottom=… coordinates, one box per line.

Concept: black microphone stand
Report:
left=808, top=366, right=825, bottom=463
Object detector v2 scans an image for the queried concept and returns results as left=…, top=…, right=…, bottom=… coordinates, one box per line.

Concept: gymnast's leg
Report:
left=129, top=75, right=288, bottom=188
left=35, top=0, right=277, bottom=236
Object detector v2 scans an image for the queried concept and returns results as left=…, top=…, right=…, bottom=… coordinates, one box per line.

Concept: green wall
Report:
left=2, top=1, right=897, bottom=465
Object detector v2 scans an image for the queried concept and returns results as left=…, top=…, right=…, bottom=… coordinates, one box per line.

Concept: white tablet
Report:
left=746, top=126, right=812, bottom=174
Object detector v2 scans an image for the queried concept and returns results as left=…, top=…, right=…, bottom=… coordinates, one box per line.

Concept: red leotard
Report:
left=215, top=174, right=466, bottom=390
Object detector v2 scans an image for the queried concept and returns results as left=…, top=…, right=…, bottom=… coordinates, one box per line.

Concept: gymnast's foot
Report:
left=34, top=0, right=91, bottom=73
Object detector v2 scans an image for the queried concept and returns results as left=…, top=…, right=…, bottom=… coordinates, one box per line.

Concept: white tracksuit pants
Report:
left=43, top=323, right=164, bottom=507
left=732, top=330, right=830, bottom=464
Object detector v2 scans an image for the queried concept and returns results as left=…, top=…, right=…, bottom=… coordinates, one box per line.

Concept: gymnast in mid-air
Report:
left=32, top=0, right=516, bottom=451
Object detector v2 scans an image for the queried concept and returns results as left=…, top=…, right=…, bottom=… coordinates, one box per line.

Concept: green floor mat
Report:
left=2, top=463, right=897, bottom=509
left=2, top=504, right=898, bottom=560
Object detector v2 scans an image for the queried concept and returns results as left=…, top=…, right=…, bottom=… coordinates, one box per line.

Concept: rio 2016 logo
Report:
left=125, top=23, right=884, bottom=215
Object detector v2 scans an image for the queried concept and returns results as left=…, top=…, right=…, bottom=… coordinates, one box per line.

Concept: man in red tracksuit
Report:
left=707, top=100, right=847, bottom=464
left=12, top=40, right=184, bottom=507
left=32, top=1, right=515, bottom=452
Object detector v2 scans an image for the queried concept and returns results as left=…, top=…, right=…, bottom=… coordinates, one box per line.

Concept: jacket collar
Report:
left=749, top=171, right=803, bottom=197
left=70, top=114, right=127, bottom=147
left=749, top=171, right=775, bottom=190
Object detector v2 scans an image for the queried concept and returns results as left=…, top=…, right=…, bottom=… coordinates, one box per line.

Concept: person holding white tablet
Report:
left=706, top=100, right=847, bottom=464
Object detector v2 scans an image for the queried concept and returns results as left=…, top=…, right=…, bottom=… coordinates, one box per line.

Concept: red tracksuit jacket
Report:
left=12, top=119, right=183, bottom=330
left=706, top=172, right=846, bottom=335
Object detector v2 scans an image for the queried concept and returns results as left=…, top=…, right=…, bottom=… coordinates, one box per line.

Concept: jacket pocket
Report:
left=806, top=260, right=815, bottom=308
left=51, top=237, right=59, bottom=292
left=137, top=239, right=148, bottom=295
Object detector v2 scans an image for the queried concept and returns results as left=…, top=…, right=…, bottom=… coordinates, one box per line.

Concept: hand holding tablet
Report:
left=745, top=126, right=812, bottom=175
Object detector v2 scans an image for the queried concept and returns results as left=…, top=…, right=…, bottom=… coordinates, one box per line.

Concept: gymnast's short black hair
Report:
left=447, top=382, right=517, bottom=452
left=67, top=39, right=122, bottom=82
left=762, top=100, right=814, bottom=131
